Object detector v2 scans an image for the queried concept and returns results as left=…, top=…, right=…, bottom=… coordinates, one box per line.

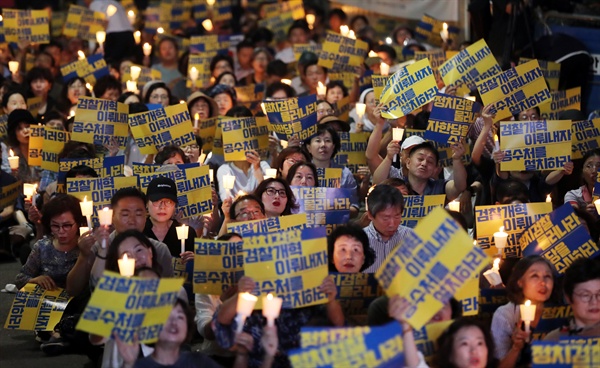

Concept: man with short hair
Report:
left=218, top=194, right=266, bottom=237
left=362, top=184, right=415, bottom=273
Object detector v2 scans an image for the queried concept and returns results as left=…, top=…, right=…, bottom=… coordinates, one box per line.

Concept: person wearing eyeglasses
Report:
left=143, top=177, right=195, bottom=263
left=218, top=194, right=266, bottom=237
left=143, top=81, right=173, bottom=108
left=15, top=194, right=85, bottom=290
left=545, top=257, right=600, bottom=340
left=565, top=149, right=600, bottom=218
left=253, top=178, right=298, bottom=217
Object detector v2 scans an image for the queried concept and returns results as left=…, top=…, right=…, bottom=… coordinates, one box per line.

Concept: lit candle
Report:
left=380, top=62, right=390, bottom=76
left=494, top=134, right=500, bottom=151
left=8, top=149, right=19, bottom=170
left=130, top=66, right=141, bottom=81
left=106, top=4, right=117, bottom=17
left=134, top=31, right=141, bottom=44
left=448, top=199, right=460, bottom=212
left=440, top=22, right=449, bottom=42
left=78, top=50, right=86, bottom=60
left=493, top=226, right=508, bottom=255
left=392, top=128, right=404, bottom=141
left=189, top=66, right=199, bottom=83
left=385, top=37, right=392, bottom=45
left=23, top=183, right=38, bottom=201
left=118, top=254, right=136, bottom=277
left=179, top=100, right=185, bottom=104
left=265, top=168, right=277, bottom=179
left=368, top=50, right=378, bottom=58
left=79, top=226, right=89, bottom=236
left=98, top=207, right=113, bottom=249
left=194, top=113, right=199, bottom=129
left=157, top=27, right=164, bottom=34
left=235, top=292, right=258, bottom=333
left=126, top=80, right=138, bottom=93
left=8, top=61, right=19, bottom=74
left=96, top=31, right=106, bottom=45
left=176, top=224, right=189, bottom=255
left=202, top=19, right=213, bottom=32
left=546, top=194, right=552, bottom=203
left=209, top=169, right=214, bottom=183
left=306, top=14, right=315, bottom=30
left=348, top=30, right=356, bottom=39
left=223, top=174, right=236, bottom=190
left=260, top=102, right=267, bottom=115
left=339, top=25, right=349, bottom=37
left=520, top=300, right=536, bottom=333
left=69, top=109, right=76, bottom=118
left=80, top=196, right=94, bottom=229
left=262, top=293, right=283, bottom=327
left=127, top=10, right=135, bottom=25
left=207, top=0, right=216, bottom=8
left=142, top=43, right=152, bottom=56
left=355, top=103, right=366, bottom=119
left=483, top=258, right=503, bottom=286
left=86, top=83, right=92, bottom=91
left=595, top=199, right=600, bottom=215
left=281, top=79, right=292, bottom=86
left=316, top=81, right=326, bottom=97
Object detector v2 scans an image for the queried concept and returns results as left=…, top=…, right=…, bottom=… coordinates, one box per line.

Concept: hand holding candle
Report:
left=262, top=293, right=283, bottom=327
left=176, top=224, right=189, bottom=255
left=194, top=113, right=199, bottom=129
left=235, top=292, right=258, bottom=333
left=130, top=66, right=141, bottom=81
left=520, top=300, right=536, bottom=333
left=189, top=66, right=199, bottom=82
left=118, top=254, right=135, bottom=277
left=355, top=103, right=366, bottom=119
left=8, top=61, right=19, bottom=74
left=392, top=128, right=404, bottom=142
left=98, top=207, right=113, bottom=249
left=23, top=183, right=37, bottom=201
left=483, top=258, right=503, bottom=286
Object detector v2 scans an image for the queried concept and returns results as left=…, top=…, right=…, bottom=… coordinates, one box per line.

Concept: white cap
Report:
left=400, top=135, right=425, bottom=152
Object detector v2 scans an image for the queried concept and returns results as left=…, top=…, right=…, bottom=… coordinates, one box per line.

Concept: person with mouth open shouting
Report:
left=327, top=224, right=375, bottom=273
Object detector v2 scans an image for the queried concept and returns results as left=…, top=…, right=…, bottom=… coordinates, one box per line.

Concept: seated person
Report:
left=564, top=149, right=600, bottom=218
left=218, top=194, right=266, bottom=237
left=327, top=224, right=375, bottom=273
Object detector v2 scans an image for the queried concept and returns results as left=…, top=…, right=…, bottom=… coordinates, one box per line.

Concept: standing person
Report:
left=151, top=38, right=184, bottom=89
left=26, top=67, right=56, bottom=120
left=87, top=0, right=136, bottom=63
left=565, top=149, right=600, bottom=218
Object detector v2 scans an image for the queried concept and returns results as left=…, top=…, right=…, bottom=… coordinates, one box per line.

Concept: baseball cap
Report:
left=146, top=176, right=177, bottom=203
left=400, top=135, right=425, bottom=152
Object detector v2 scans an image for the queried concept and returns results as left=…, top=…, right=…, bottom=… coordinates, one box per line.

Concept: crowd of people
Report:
left=1, top=0, right=599, bottom=368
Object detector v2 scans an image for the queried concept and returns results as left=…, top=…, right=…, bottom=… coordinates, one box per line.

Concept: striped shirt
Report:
left=362, top=222, right=416, bottom=273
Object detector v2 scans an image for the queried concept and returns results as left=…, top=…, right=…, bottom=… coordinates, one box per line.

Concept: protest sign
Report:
left=28, top=124, right=44, bottom=167
left=405, top=129, right=472, bottom=167
left=4, top=284, right=71, bottom=331
left=57, top=156, right=124, bottom=193
left=227, top=213, right=307, bottom=236
left=520, top=204, right=599, bottom=274
left=376, top=207, right=488, bottom=329
left=71, top=97, right=129, bottom=149
left=131, top=162, right=199, bottom=175
left=27, top=97, right=44, bottom=118
left=532, top=339, right=600, bottom=368
left=67, top=176, right=138, bottom=226
left=186, top=53, right=214, bottom=89
left=292, top=187, right=352, bottom=234
left=519, top=58, right=560, bottom=91
left=62, top=5, right=106, bottom=40
left=401, top=195, right=446, bottom=228
left=138, top=166, right=213, bottom=218
left=212, top=0, right=233, bottom=22
left=380, top=59, right=438, bottom=119
left=415, top=49, right=446, bottom=82
left=122, top=64, right=162, bottom=92
left=328, top=72, right=357, bottom=90
left=331, top=273, right=383, bottom=321
left=61, top=53, right=109, bottom=85
left=189, top=34, right=230, bottom=55
left=539, top=87, right=582, bottom=121
left=475, top=202, right=552, bottom=258
left=76, top=271, right=183, bottom=343
left=264, top=94, right=318, bottom=141
left=193, top=239, right=244, bottom=295
left=454, top=275, right=479, bottom=316
left=144, top=6, right=163, bottom=34
left=331, top=96, right=352, bottom=123
left=318, top=32, right=368, bottom=73
left=424, top=93, right=482, bottom=145
left=129, top=103, right=195, bottom=154
left=414, top=14, right=460, bottom=47
left=316, top=167, right=342, bottom=188
left=533, top=303, right=573, bottom=340
left=2, top=9, right=50, bottom=43
left=570, top=118, right=600, bottom=160
left=332, top=132, right=369, bottom=174
left=221, top=116, right=269, bottom=161
left=197, top=116, right=218, bottom=152
left=234, top=84, right=266, bottom=113
left=0, top=180, right=21, bottom=209
left=0, top=114, right=7, bottom=141
left=242, top=227, right=329, bottom=309
left=479, top=288, right=508, bottom=320
left=41, top=128, right=70, bottom=172
left=372, top=75, right=389, bottom=105
left=476, top=59, right=551, bottom=121
left=595, top=169, right=600, bottom=198
left=439, top=39, right=501, bottom=95
left=499, top=120, right=572, bottom=171
left=293, top=44, right=322, bottom=62
left=258, top=11, right=294, bottom=42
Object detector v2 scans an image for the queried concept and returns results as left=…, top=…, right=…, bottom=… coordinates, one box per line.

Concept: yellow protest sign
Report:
left=212, top=0, right=232, bottom=22
left=234, top=84, right=266, bottom=113
left=318, top=32, right=368, bottom=73
left=415, top=50, right=446, bottom=82
left=258, top=11, right=295, bottom=42
left=58, top=156, right=124, bottom=179
left=227, top=213, right=307, bottom=236
left=571, top=118, right=600, bottom=160
left=186, top=53, right=214, bottom=89
left=332, top=95, right=352, bottom=122
left=0, top=114, right=8, bottom=141
left=477, top=59, right=552, bottom=122
left=242, top=227, right=329, bottom=309
left=51, top=11, right=68, bottom=38
left=499, top=120, right=572, bottom=171
left=0, top=180, right=21, bottom=209
left=72, top=97, right=129, bottom=149
left=27, top=97, right=43, bottom=118
left=28, top=124, right=44, bottom=167
left=62, top=4, right=106, bottom=40
left=316, top=167, right=342, bottom=188
left=539, top=87, right=581, bottom=120
left=532, top=339, right=600, bottom=367
left=376, top=207, right=488, bottom=329
left=332, top=132, right=369, bottom=173
left=519, top=58, right=560, bottom=91
left=454, top=275, right=479, bottom=316
left=198, top=116, right=218, bottom=152
left=189, top=35, right=230, bottom=55
left=401, top=195, right=446, bottom=228
left=372, top=75, right=389, bottom=105
left=66, top=176, right=138, bottom=226
left=475, top=202, right=552, bottom=258
left=264, top=94, right=318, bottom=141
left=129, top=103, right=195, bottom=155
left=3, top=9, right=50, bottom=43
left=380, top=58, right=438, bottom=119
left=122, top=64, right=161, bottom=92
left=424, top=93, right=483, bottom=145
left=42, top=128, right=70, bottom=172
left=76, top=271, right=183, bottom=343
left=221, top=116, right=269, bottom=161
left=439, top=39, right=501, bottom=96
left=292, top=187, right=352, bottom=235
left=60, top=53, right=109, bottom=85
left=293, top=44, right=322, bottom=62
left=415, top=14, right=459, bottom=47
left=331, top=273, right=383, bottom=321
left=193, top=239, right=243, bottom=294
left=327, top=73, right=357, bottom=91
left=4, top=284, right=71, bottom=331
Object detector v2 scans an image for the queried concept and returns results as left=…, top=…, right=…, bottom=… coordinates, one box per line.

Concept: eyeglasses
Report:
left=317, top=108, right=334, bottom=115
left=573, top=292, right=600, bottom=303
left=265, top=187, right=287, bottom=198
left=583, top=162, right=600, bottom=171
left=235, top=210, right=262, bottom=220
left=285, top=157, right=301, bottom=165
left=150, top=199, right=176, bottom=208
left=50, top=222, right=75, bottom=232
left=185, top=144, right=200, bottom=151
left=150, top=94, right=169, bottom=101
left=69, top=83, right=84, bottom=89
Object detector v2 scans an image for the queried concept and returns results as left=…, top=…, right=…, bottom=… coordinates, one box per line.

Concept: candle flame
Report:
left=443, top=22, right=448, bottom=31
left=261, top=102, right=267, bottom=115
left=368, top=50, right=378, bottom=58
left=267, top=293, right=273, bottom=300
left=546, top=194, right=551, bottom=202
left=9, top=149, right=14, bottom=157
left=499, top=226, right=504, bottom=232
left=494, top=134, right=499, bottom=142
left=83, top=195, right=88, bottom=202
left=128, top=10, right=134, bottom=17
left=103, top=207, right=109, bottom=212
left=306, top=14, right=315, bottom=26
left=122, top=253, right=128, bottom=261
left=318, top=81, right=324, bottom=88
left=195, top=113, right=199, bottom=120
left=106, top=4, right=117, bottom=17
left=157, top=27, right=164, bottom=34
left=473, top=240, right=477, bottom=246
left=493, top=258, right=500, bottom=268
left=281, top=79, right=292, bottom=85
left=78, top=50, right=85, bottom=60
left=524, top=299, right=531, bottom=306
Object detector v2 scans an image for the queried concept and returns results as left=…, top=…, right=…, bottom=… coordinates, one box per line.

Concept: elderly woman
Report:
left=286, top=161, right=319, bottom=187
left=327, top=224, right=374, bottom=273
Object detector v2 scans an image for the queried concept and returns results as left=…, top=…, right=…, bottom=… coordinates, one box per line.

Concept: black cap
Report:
left=146, top=176, right=177, bottom=203
left=8, top=109, right=37, bottom=133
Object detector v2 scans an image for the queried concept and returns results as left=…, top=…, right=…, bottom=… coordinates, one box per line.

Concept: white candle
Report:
left=176, top=224, right=189, bottom=255
left=520, top=299, right=536, bottom=333
left=546, top=194, right=552, bottom=203
left=96, top=31, right=106, bottom=45
left=77, top=50, right=86, bottom=60
left=98, top=207, right=113, bottom=226
left=8, top=61, right=19, bottom=74
left=130, top=66, right=141, bottom=81
left=134, top=31, right=141, bottom=44
left=348, top=30, right=356, bottom=39
left=355, top=103, right=366, bottom=118
left=202, top=19, right=213, bottom=32
left=189, top=67, right=199, bottom=83
left=142, top=43, right=152, bottom=56
left=8, top=149, right=18, bottom=170
left=392, top=128, right=404, bottom=141
left=262, top=293, right=283, bottom=327
left=223, top=174, right=236, bottom=190
left=316, top=81, right=326, bottom=96
left=306, top=14, right=315, bottom=29
left=194, top=113, right=199, bottom=129
left=483, top=258, right=503, bottom=286
left=493, top=226, right=508, bottom=255
left=380, top=62, right=390, bottom=76
left=595, top=199, right=600, bottom=215
left=265, top=168, right=277, bottom=179
left=23, top=183, right=37, bottom=201
left=281, top=79, right=292, bottom=86
left=448, top=199, right=460, bottom=212
left=494, top=134, right=500, bottom=151
left=339, top=25, right=349, bottom=37
left=235, top=292, right=258, bottom=333
left=80, top=196, right=94, bottom=229
left=126, top=80, right=138, bottom=93
left=127, top=10, right=135, bottom=25
left=440, top=22, right=449, bottom=42
left=118, top=254, right=136, bottom=277
left=79, top=226, right=89, bottom=236
left=209, top=169, right=214, bottom=183
left=385, top=37, right=392, bottom=45
left=157, top=27, right=164, bottom=34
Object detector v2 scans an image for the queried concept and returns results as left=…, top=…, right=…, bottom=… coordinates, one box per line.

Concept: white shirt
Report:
left=216, top=161, right=271, bottom=201
left=89, top=0, right=133, bottom=33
